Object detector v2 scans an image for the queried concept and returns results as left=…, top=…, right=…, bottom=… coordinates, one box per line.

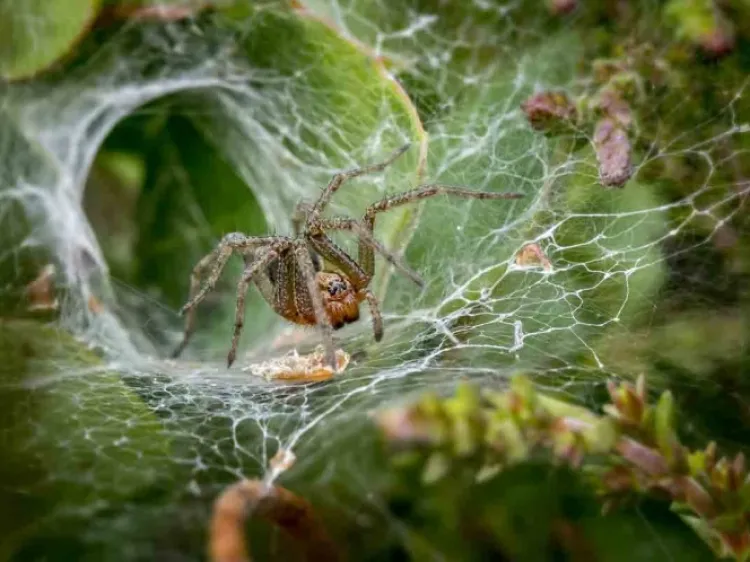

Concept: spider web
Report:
left=1, top=1, right=748, bottom=559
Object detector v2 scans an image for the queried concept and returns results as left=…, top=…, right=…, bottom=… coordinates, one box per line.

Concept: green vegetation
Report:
left=0, top=1, right=748, bottom=560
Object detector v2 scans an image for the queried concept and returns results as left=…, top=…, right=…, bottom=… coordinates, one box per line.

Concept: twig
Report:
left=209, top=479, right=341, bottom=562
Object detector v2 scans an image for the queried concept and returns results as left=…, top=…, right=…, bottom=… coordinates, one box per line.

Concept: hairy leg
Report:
left=293, top=241, right=337, bottom=370
left=315, top=218, right=424, bottom=287
left=227, top=243, right=290, bottom=368
left=291, top=201, right=314, bottom=236
left=305, top=230, right=386, bottom=343
left=362, top=289, right=383, bottom=341
left=309, top=143, right=411, bottom=218
left=172, top=233, right=290, bottom=359
left=305, top=231, right=369, bottom=288
left=358, top=184, right=524, bottom=277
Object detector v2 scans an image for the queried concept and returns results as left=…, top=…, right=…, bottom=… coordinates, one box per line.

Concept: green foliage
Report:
left=377, top=374, right=749, bottom=559
left=665, top=0, right=735, bottom=53
left=0, top=0, right=749, bottom=560
left=386, top=462, right=714, bottom=562
left=0, top=0, right=100, bottom=80
left=134, top=112, right=269, bottom=306
left=0, top=320, right=171, bottom=559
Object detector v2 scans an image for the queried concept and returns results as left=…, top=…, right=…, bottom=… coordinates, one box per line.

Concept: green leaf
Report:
left=654, top=391, right=678, bottom=455
left=0, top=0, right=100, bottom=81
left=422, top=452, right=451, bottom=484
left=524, top=151, right=668, bottom=355
left=0, top=319, right=171, bottom=558
left=664, top=0, right=722, bottom=42
left=392, top=462, right=716, bottom=562
left=430, top=145, right=667, bottom=369
left=134, top=112, right=269, bottom=305
left=0, top=110, right=59, bottom=315
left=232, top=5, right=426, bottom=291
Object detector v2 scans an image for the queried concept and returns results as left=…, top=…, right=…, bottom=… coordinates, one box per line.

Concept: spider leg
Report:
left=172, top=246, right=232, bottom=359
left=180, top=248, right=232, bottom=316
left=358, top=184, right=525, bottom=277
left=315, top=218, right=424, bottom=287
left=172, top=233, right=290, bottom=359
left=292, top=201, right=314, bottom=236
left=305, top=231, right=369, bottom=288
left=309, top=143, right=411, bottom=217
left=293, top=240, right=338, bottom=370
left=227, top=243, right=289, bottom=368
left=363, top=289, right=383, bottom=341
left=179, top=235, right=289, bottom=316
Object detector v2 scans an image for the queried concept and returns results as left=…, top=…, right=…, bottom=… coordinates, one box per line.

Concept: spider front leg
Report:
left=306, top=230, right=385, bottom=342
left=312, top=219, right=424, bottom=287
left=363, top=290, right=383, bottom=342
left=358, top=184, right=525, bottom=276
left=293, top=240, right=338, bottom=370
left=309, top=142, right=411, bottom=218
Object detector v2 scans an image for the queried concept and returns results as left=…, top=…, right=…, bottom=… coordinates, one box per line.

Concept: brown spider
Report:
left=172, top=143, right=523, bottom=369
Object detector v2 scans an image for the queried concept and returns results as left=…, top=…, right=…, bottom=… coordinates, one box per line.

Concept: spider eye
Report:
left=328, top=279, right=348, bottom=296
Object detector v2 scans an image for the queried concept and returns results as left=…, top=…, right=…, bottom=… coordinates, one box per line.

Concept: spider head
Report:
left=316, top=272, right=362, bottom=330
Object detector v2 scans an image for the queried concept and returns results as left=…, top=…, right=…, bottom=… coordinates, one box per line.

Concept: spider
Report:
left=172, top=143, right=524, bottom=370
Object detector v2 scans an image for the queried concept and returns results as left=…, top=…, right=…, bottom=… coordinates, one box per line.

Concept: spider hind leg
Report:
left=172, top=233, right=291, bottom=361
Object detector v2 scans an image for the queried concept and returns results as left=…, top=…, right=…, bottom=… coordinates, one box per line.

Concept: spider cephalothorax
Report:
left=316, top=272, right=362, bottom=330
left=172, top=143, right=523, bottom=369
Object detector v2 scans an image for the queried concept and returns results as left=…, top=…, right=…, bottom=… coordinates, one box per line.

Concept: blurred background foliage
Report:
left=1, top=0, right=749, bottom=560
